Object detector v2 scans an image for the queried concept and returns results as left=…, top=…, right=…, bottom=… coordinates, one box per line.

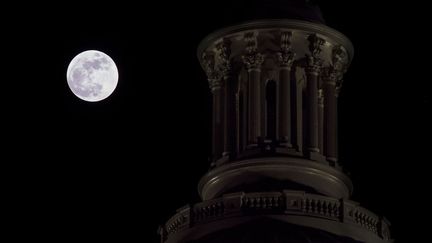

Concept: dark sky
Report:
left=3, top=1, right=430, bottom=242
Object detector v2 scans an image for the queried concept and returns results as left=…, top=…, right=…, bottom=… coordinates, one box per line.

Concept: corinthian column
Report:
left=318, top=89, right=324, bottom=154
left=216, top=38, right=235, bottom=158
left=277, top=31, right=295, bottom=148
left=202, top=52, right=223, bottom=161
left=323, top=45, right=347, bottom=163
left=304, top=34, right=325, bottom=155
left=243, top=32, right=264, bottom=147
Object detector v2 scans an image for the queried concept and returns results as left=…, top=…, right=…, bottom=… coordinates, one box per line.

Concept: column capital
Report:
left=216, top=38, right=232, bottom=77
left=305, top=60, right=323, bottom=76
left=243, top=53, right=264, bottom=71
left=242, top=32, right=264, bottom=71
left=304, top=33, right=325, bottom=76
left=277, top=31, right=296, bottom=68
left=323, top=45, right=349, bottom=94
left=202, top=51, right=223, bottom=92
left=277, top=52, right=295, bottom=69
left=307, top=33, right=325, bottom=59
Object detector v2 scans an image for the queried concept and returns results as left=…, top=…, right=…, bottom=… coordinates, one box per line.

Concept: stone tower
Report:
left=159, top=1, right=392, bottom=242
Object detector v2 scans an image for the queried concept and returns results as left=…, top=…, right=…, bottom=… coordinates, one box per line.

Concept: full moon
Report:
left=66, top=50, right=118, bottom=102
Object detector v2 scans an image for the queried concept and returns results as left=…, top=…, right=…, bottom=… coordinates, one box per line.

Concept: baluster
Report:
left=322, top=201, right=328, bottom=216
left=317, top=200, right=322, bottom=215
left=307, top=199, right=311, bottom=213
left=311, top=199, right=316, bottom=213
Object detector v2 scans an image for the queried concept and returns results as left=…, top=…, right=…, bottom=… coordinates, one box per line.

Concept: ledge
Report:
left=198, top=157, right=353, bottom=200
left=160, top=191, right=392, bottom=243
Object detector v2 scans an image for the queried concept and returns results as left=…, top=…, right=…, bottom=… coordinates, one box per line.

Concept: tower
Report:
left=159, top=1, right=392, bottom=242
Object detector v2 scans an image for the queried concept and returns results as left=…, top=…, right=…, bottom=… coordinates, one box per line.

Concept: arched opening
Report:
left=266, top=80, right=277, bottom=140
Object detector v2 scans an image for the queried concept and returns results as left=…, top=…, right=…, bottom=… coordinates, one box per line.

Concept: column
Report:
left=305, top=34, right=325, bottom=154
left=216, top=38, right=234, bottom=158
left=243, top=32, right=264, bottom=147
left=318, top=89, right=324, bottom=154
left=324, top=45, right=347, bottom=163
left=278, top=31, right=295, bottom=148
left=202, top=51, right=223, bottom=161
left=323, top=75, right=337, bottom=162
left=293, top=69, right=303, bottom=152
left=236, top=82, right=247, bottom=154
left=213, top=84, right=224, bottom=160
left=305, top=65, right=320, bottom=153
left=222, top=74, right=236, bottom=157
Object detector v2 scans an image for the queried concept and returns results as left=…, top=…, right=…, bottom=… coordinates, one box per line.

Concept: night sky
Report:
left=4, top=1, right=430, bottom=242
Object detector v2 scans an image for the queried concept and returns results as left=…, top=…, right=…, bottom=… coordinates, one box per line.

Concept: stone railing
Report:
left=241, top=192, right=284, bottom=210
left=165, top=206, right=190, bottom=236
left=192, top=198, right=225, bottom=222
left=160, top=191, right=391, bottom=242
left=300, top=193, right=340, bottom=220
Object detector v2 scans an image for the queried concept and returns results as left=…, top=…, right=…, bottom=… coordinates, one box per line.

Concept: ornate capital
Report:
left=323, top=45, right=348, bottom=95
left=277, top=31, right=295, bottom=68
left=243, top=53, right=264, bottom=71
left=202, top=52, right=217, bottom=79
left=307, top=33, right=325, bottom=59
left=202, top=52, right=222, bottom=92
left=216, top=38, right=232, bottom=77
left=278, top=52, right=295, bottom=68
left=331, top=45, right=347, bottom=72
left=305, top=34, right=325, bottom=75
left=242, top=32, right=264, bottom=71
left=332, top=46, right=348, bottom=96
left=305, top=56, right=323, bottom=76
